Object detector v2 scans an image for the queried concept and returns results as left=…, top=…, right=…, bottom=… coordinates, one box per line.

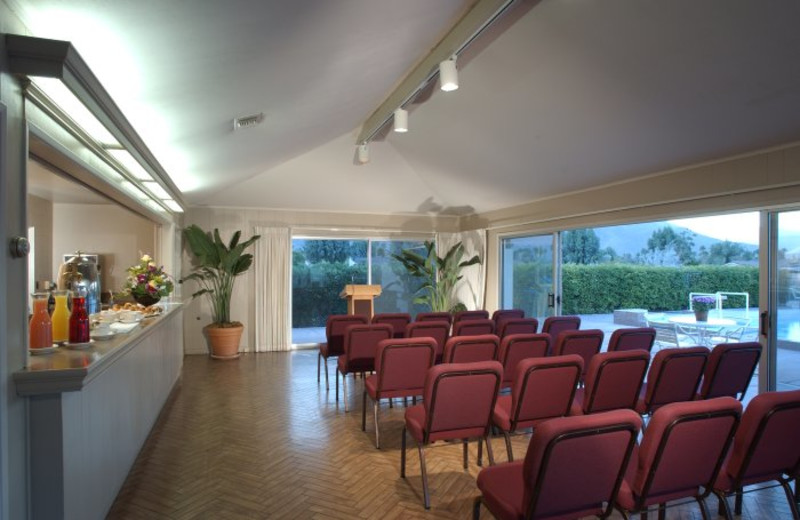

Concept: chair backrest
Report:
left=541, top=315, right=581, bottom=338
left=442, top=334, right=500, bottom=364
left=423, top=361, right=503, bottom=443
left=508, top=354, right=583, bottom=431
left=721, top=389, right=800, bottom=488
left=342, top=323, right=394, bottom=372
left=521, top=410, right=641, bottom=519
left=699, top=342, right=762, bottom=400
left=371, top=313, right=412, bottom=338
left=373, top=337, right=437, bottom=395
left=498, top=317, right=539, bottom=339
left=607, top=327, right=656, bottom=353
left=405, top=321, right=450, bottom=362
left=452, top=310, right=490, bottom=326
left=452, top=318, right=495, bottom=337
left=551, top=329, right=604, bottom=378
left=497, top=333, right=550, bottom=388
left=647, top=320, right=682, bottom=348
left=492, top=309, right=525, bottom=331
left=415, top=312, right=452, bottom=325
left=628, top=398, right=741, bottom=510
left=581, top=350, right=650, bottom=414
left=642, top=346, right=709, bottom=413
left=325, top=314, right=369, bottom=356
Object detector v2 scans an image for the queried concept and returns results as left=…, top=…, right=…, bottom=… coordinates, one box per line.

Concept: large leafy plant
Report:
left=392, top=240, right=481, bottom=312
left=181, top=225, right=260, bottom=326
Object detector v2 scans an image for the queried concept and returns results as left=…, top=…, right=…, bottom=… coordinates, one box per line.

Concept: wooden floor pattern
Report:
left=108, top=350, right=796, bottom=519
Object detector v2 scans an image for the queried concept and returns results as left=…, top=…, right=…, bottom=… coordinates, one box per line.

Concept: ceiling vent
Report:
left=233, top=112, right=264, bottom=130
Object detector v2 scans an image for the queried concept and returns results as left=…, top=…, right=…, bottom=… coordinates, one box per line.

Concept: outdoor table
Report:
left=668, top=315, right=737, bottom=346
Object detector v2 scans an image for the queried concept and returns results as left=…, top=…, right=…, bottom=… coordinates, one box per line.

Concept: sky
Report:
left=669, top=212, right=760, bottom=245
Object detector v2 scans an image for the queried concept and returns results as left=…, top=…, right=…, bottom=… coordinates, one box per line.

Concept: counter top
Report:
left=14, top=302, right=183, bottom=396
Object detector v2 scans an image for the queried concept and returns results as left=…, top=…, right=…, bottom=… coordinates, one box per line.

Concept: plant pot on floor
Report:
left=205, top=324, right=243, bottom=360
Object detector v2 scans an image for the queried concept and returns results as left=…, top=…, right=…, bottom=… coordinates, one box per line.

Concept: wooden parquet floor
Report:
left=108, top=350, right=796, bottom=519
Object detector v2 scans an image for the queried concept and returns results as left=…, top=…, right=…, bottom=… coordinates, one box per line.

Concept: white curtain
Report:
left=254, top=226, right=291, bottom=352
left=436, top=229, right=487, bottom=310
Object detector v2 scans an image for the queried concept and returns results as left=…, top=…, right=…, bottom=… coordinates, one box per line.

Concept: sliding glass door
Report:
left=768, top=210, right=800, bottom=391
left=500, top=234, right=558, bottom=323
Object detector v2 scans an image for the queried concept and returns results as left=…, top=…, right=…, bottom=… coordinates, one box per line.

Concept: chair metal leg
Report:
left=418, top=443, right=430, bottom=509
left=361, top=390, right=367, bottom=431
left=780, top=479, right=800, bottom=520
left=658, top=503, right=666, bottom=520
left=324, top=356, right=330, bottom=390
left=484, top=435, right=495, bottom=466
left=473, top=496, right=482, bottom=520
left=343, top=373, right=349, bottom=412
left=696, top=496, right=711, bottom=520
left=734, top=488, right=743, bottom=515
left=400, top=427, right=407, bottom=478
left=373, top=400, right=380, bottom=449
left=334, top=369, right=338, bottom=400
left=713, top=490, right=733, bottom=520
left=412, top=396, right=417, bottom=405
left=463, top=439, right=469, bottom=469
left=503, top=431, right=513, bottom=461
left=317, top=352, right=321, bottom=383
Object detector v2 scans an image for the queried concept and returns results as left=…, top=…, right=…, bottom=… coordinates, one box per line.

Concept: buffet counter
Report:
left=15, top=302, right=184, bottom=520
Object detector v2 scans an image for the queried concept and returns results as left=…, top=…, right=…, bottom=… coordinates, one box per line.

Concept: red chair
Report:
left=492, top=309, right=525, bottom=333
left=615, top=398, right=742, bottom=519
left=318, top=315, right=368, bottom=389
left=370, top=312, right=411, bottom=338
left=475, top=410, right=641, bottom=520
left=697, top=342, right=761, bottom=401
left=363, top=337, right=436, bottom=448
left=607, top=327, right=656, bottom=353
left=336, top=323, right=393, bottom=412
left=492, top=355, right=583, bottom=461
left=497, top=318, right=539, bottom=339
left=712, top=389, right=800, bottom=520
left=453, top=318, right=495, bottom=337
left=442, top=334, right=500, bottom=364
left=551, top=329, right=604, bottom=382
left=453, top=309, right=490, bottom=326
left=402, top=361, right=503, bottom=509
left=541, top=315, right=581, bottom=339
left=405, top=321, right=450, bottom=363
left=496, top=333, right=550, bottom=389
left=415, top=311, right=452, bottom=326
left=571, top=349, right=650, bottom=415
left=635, top=347, right=709, bottom=418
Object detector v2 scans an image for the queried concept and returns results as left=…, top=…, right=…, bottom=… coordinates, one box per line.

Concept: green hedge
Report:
left=561, top=264, right=759, bottom=314
left=293, top=262, right=367, bottom=327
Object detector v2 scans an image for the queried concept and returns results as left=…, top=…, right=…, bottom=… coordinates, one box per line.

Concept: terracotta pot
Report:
left=204, top=324, right=243, bottom=360
left=694, top=310, right=709, bottom=322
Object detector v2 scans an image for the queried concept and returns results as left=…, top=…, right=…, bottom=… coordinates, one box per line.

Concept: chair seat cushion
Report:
left=476, top=461, right=525, bottom=520
left=365, top=375, right=378, bottom=399
left=405, top=404, right=427, bottom=442
left=320, top=342, right=341, bottom=358
left=337, top=356, right=374, bottom=374
left=616, top=444, right=704, bottom=511
left=492, top=395, right=513, bottom=431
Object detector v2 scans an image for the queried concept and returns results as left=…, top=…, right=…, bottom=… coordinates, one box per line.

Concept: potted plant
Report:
left=691, top=295, right=716, bottom=322
left=181, top=225, right=260, bottom=359
left=392, top=240, right=481, bottom=312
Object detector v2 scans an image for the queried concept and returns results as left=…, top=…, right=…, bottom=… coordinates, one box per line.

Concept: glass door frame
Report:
left=498, top=230, right=561, bottom=320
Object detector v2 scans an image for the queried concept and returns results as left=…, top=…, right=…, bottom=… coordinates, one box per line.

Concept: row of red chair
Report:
left=475, top=389, right=800, bottom=520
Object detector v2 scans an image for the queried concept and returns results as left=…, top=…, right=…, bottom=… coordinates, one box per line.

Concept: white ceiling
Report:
left=11, top=0, right=800, bottom=216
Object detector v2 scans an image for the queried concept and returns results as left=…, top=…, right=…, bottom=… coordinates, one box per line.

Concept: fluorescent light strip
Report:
left=32, top=77, right=119, bottom=146
left=107, top=149, right=154, bottom=181
left=120, top=180, right=148, bottom=200
left=163, top=199, right=184, bottom=213
left=143, top=181, right=171, bottom=199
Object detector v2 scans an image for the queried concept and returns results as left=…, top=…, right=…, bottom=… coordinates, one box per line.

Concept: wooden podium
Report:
left=340, top=284, right=382, bottom=319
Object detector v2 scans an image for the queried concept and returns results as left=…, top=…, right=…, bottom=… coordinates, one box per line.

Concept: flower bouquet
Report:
left=123, top=254, right=174, bottom=307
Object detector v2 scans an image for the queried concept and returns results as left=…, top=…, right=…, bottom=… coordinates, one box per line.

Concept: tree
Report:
left=562, top=229, right=602, bottom=264
left=640, top=226, right=696, bottom=265
left=704, top=241, right=755, bottom=264
left=302, top=240, right=364, bottom=263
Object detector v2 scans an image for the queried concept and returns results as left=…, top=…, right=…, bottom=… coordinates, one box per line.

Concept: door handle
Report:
left=547, top=293, right=555, bottom=308
left=759, top=311, right=769, bottom=337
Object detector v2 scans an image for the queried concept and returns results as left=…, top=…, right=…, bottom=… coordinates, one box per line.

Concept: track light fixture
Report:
left=393, top=108, right=408, bottom=133
left=357, top=143, right=369, bottom=164
left=439, top=56, right=459, bottom=92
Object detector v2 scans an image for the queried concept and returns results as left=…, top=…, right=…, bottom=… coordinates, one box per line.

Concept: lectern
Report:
left=340, top=284, right=382, bottom=318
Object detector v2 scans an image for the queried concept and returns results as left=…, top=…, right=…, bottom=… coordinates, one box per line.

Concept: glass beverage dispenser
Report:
left=58, top=252, right=102, bottom=315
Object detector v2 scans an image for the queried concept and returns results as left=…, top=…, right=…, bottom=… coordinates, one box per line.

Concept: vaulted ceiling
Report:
left=10, top=0, right=800, bottom=216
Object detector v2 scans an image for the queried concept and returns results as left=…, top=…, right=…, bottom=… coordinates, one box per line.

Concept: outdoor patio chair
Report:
left=496, top=317, right=539, bottom=339
left=453, top=318, right=495, bottom=337
left=474, top=409, right=641, bottom=520
left=491, top=354, right=582, bottom=461
left=541, top=315, right=581, bottom=339
left=615, top=398, right=742, bottom=519
left=336, top=323, right=393, bottom=412
left=402, top=361, right=502, bottom=509
left=318, top=314, right=368, bottom=389
left=697, top=342, right=761, bottom=401
left=496, top=333, right=550, bottom=389
left=363, top=337, right=436, bottom=448
left=570, top=349, right=650, bottom=416
left=371, top=312, right=411, bottom=338
left=607, top=327, right=656, bottom=353
left=442, top=334, right=500, bottom=364
left=635, top=346, right=710, bottom=419
left=405, top=321, right=450, bottom=364
left=646, top=319, right=697, bottom=349
left=712, top=389, right=800, bottom=520
left=415, top=311, right=453, bottom=326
